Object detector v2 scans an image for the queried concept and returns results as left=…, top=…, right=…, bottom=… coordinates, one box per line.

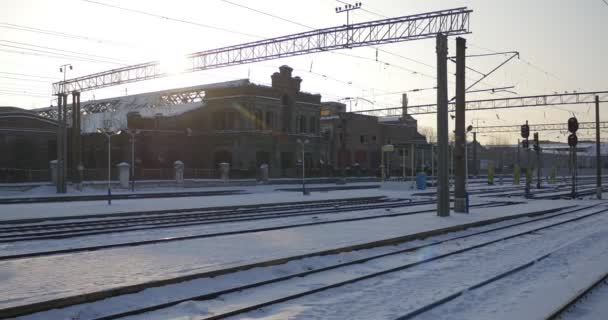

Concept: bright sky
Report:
left=0, top=0, right=607, bottom=143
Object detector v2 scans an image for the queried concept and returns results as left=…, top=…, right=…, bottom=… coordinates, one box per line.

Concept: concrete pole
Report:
left=465, top=134, right=468, bottom=192
left=596, top=95, right=602, bottom=199
left=411, top=143, right=415, bottom=180
left=436, top=33, right=450, bottom=217
left=454, top=37, right=466, bottom=213
left=72, top=92, right=82, bottom=187
left=431, top=144, right=435, bottom=186
left=302, top=142, right=306, bottom=194
left=517, top=139, right=521, bottom=167
left=472, top=132, right=477, bottom=177
left=107, top=134, right=111, bottom=192
left=62, top=93, right=68, bottom=193
left=421, top=147, right=425, bottom=172
left=130, top=134, right=136, bottom=192
left=55, top=94, right=63, bottom=193
left=381, top=148, right=385, bottom=182
left=402, top=148, right=406, bottom=179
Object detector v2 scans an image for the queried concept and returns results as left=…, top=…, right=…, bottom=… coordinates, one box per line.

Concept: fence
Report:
left=0, top=168, right=50, bottom=183
left=2, top=166, right=381, bottom=183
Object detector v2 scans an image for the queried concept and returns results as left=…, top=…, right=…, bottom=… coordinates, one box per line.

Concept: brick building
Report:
left=320, top=101, right=428, bottom=176
left=3, top=66, right=431, bottom=181
left=0, top=107, right=57, bottom=182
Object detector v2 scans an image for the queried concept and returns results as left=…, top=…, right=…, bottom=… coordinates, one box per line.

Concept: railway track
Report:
left=0, top=197, right=396, bottom=236
left=0, top=189, right=246, bottom=204
left=5, top=204, right=597, bottom=320
left=0, top=197, right=429, bottom=243
left=192, top=205, right=608, bottom=320
left=0, top=200, right=514, bottom=261
left=545, top=271, right=608, bottom=319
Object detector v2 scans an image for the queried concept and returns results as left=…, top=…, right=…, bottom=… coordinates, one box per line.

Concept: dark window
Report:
left=299, top=116, right=307, bottom=133
left=226, top=111, right=236, bottom=130
left=360, top=135, right=365, bottom=144
left=281, top=94, right=289, bottom=106
left=255, top=110, right=263, bottom=130
left=372, top=135, right=377, bottom=142
left=213, top=111, right=224, bottom=130
left=265, top=111, right=273, bottom=129
left=309, top=117, right=316, bottom=134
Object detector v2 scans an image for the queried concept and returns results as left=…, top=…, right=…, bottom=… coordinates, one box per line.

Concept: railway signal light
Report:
left=521, top=122, right=530, bottom=139
left=522, top=139, right=529, bottom=149
left=533, top=132, right=540, bottom=151
left=568, top=133, right=578, bottom=147
left=568, top=117, right=579, bottom=133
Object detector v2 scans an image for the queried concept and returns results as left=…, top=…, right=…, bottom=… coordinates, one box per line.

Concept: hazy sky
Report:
left=0, top=0, right=606, bottom=143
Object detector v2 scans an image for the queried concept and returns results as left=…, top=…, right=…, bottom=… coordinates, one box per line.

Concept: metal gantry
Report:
left=355, top=91, right=608, bottom=116
left=52, top=7, right=471, bottom=94
left=474, top=121, right=608, bottom=134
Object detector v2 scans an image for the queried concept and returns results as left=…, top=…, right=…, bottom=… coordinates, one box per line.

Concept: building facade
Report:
left=2, top=66, right=432, bottom=181
left=0, top=107, right=57, bottom=182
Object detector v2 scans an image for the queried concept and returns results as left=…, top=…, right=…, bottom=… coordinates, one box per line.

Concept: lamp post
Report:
left=56, top=64, right=72, bottom=194
left=97, top=128, right=121, bottom=204
left=465, top=125, right=473, bottom=212
left=125, top=129, right=140, bottom=192
left=297, top=139, right=310, bottom=195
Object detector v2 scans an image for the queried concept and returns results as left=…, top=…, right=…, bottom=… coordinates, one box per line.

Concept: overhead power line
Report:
left=0, top=22, right=128, bottom=47
left=0, top=40, right=129, bottom=64
left=0, top=71, right=59, bottom=80
left=0, top=75, right=53, bottom=83
left=0, top=45, right=125, bottom=65
left=75, top=0, right=448, bottom=103
left=219, top=0, right=311, bottom=29
left=80, top=0, right=261, bottom=39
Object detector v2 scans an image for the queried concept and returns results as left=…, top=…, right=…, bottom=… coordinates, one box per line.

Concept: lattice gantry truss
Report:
left=474, top=121, right=608, bottom=134
left=52, top=7, right=471, bottom=94
left=356, top=91, right=608, bottom=116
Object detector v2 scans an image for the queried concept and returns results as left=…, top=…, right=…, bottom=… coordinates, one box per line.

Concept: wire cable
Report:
left=80, top=0, right=261, bottom=39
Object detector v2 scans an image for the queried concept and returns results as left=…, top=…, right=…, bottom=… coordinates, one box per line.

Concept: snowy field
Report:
left=0, top=181, right=606, bottom=319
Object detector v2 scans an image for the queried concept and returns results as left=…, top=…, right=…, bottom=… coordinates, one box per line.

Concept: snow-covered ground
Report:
left=217, top=208, right=608, bottom=320
left=17, top=203, right=607, bottom=320
left=0, top=181, right=606, bottom=319
left=562, top=279, right=608, bottom=320
left=0, top=183, right=381, bottom=221
left=0, top=197, right=571, bottom=311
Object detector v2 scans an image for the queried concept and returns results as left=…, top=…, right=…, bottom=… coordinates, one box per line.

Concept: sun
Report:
left=158, top=53, right=192, bottom=75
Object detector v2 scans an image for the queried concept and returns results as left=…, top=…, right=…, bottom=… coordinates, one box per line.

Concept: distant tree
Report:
left=419, top=126, right=437, bottom=144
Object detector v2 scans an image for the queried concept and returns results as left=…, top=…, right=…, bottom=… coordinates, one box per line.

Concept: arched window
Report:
left=254, top=110, right=263, bottom=130
left=309, top=117, right=316, bottom=134
left=214, top=150, right=232, bottom=165
left=299, top=115, right=306, bottom=133
left=265, top=111, right=273, bottom=129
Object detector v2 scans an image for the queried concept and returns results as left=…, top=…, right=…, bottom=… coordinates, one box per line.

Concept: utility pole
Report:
left=436, top=33, right=450, bottom=217
left=568, top=117, right=579, bottom=199
left=454, top=36, right=466, bottom=213
left=534, top=132, right=542, bottom=189
left=431, top=144, right=435, bottom=186
left=411, top=143, right=415, bottom=179
left=56, top=64, right=72, bottom=194
left=335, top=2, right=361, bottom=47
left=517, top=138, right=521, bottom=167
left=596, top=95, right=602, bottom=199
left=472, top=131, right=477, bottom=177
left=521, top=121, right=531, bottom=198
left=71, top=91, right=82, bottom=190
left=55, top=93, right=64, bottom=193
